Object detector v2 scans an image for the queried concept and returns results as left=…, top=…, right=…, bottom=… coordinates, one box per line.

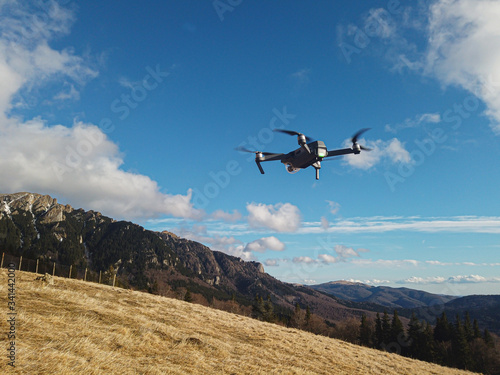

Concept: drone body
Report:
left=237, top=129, right=371, bottom=180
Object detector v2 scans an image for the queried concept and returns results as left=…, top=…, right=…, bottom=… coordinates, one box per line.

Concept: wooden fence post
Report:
left=69, top=265, right=72, bottom=279
left=18, top=256, right=22, bottom=271
left=52, top=262, right=56, bottom=277
left=99, top=270, right=102, bottom=284
left=84, top=268, right=87, bottom=282
left=113, top=273, right=116, bottom=288
left=36, top=259, right=39, bottom=274
left=0, top=253, right=4, bottom=268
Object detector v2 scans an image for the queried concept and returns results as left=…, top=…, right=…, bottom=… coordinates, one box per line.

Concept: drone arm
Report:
left=256, top=160, right=265, bottom=174
left=325, top=148, right=356, bottom=157
left=254, top=153, right=285, bottom=175
left=259, top=153, right=286, bottom=162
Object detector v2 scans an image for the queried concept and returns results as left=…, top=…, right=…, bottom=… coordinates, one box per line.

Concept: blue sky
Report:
left=1, top=0, right=499, bottom=295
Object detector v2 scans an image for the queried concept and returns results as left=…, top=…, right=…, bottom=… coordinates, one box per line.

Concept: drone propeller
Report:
left=235, top=146, right=281, bottom=175
left=234, top=146, right=278, bottom=156
left=351, top=128, right=372, bottom=152
left=274, top=129, right=314, bottom=142
left=274, top=129, right=313, bottom=153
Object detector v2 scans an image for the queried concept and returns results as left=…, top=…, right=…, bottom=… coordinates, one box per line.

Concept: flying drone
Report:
left=236, top=128, right=372, bottom=180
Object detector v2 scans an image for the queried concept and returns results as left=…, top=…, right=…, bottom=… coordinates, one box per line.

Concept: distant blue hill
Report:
left=309, top=280, right=457, bottom=309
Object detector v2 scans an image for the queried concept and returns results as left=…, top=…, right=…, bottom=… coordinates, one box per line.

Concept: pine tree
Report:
left=463, top=311, right=474, bottom=342
left=359, top=313, right=372, bottom=347
left=305, top=305, right=311, bottom=326
left=473, top=319, right=481, bottom=339
left=184, top=287, right=193, bottom=303
left=381, top=310, right=391, bottom=349
left=483, top=328, right=494, bottom=348
left=391, top=310, right=405, bottom=342
left=434, top=311, right=452, bottom=342
left=389, top=310, right=405, bottom=354
left=252, top=294, right=265, bottom=320
left=262, top=295, right=275, bottom=322
left=289, top=303, right=304, bottom=329
left=407, top=312, right=422, bottom=358
left=374, top=312, right=383, bottom=349
left=421, top=322, right=436, bottom=363
left=452, top=314, right=472, bottom=370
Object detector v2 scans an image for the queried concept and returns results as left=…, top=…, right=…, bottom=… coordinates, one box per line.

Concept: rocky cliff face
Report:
left=0, top=192, right=367, bottom=322
left=0, top=193, right=283, bottom=298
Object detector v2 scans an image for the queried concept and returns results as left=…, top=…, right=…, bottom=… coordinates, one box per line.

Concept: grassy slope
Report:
left=0, top=270, right=476, bottom=375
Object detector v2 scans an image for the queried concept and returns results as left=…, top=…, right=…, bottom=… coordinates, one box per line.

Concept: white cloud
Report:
left=425, top=260, right=454, bottom=266
left=319, top=245, right=370, bottom=264
left=365, top=8, right=397, bottom=39
left=401, top=274, right=500, bottom=284
left=385, top=113, right=441, bottom=133
left=244, top=236, right=285, bottom=253
left=352, top=259, right=420, bottom=267
left=326, top=200, right=340, bottom=215
left=0, top=1, right=203, bottom=221
left=300, top=215, right=500, bottom=234
left=448, top=274, right=486, bottom=284
left=290, top=68, right=311, bottom=94
left=424, top=0, right=500, bottom=134
left=210, top=209, right=242, bottom=222
left=345, top=278, right=391, bottom=285
left=0, top=119, right=204, bottom=220
left=292, top=256, right=318, bottom=264
left=320, top=216, right=329, bottom=230
left=172, top=224, right=256, bottom=260
left=0, top=2, right=95, bottom=115
left=264, top=259, right=279, bottom=267
left=318, top=254, right=337, bottom=264
left=402, top=276, right=447, bottom=284
left=357, top=1, right=500, bottom=135
left=247, top=202, right=302, bottom=232
left=343, top=138, right=411, bottom=170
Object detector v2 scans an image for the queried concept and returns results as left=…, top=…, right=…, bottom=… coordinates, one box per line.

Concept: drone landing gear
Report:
left=313, top=161, right=321, bottom=180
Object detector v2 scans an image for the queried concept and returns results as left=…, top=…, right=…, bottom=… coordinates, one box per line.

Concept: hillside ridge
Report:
left=0, top=269, right=476, bottom=375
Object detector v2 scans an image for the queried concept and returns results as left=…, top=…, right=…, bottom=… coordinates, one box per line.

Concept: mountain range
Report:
left=1, top=192, right=498, bottom=335
left=309, top=280, right=457, bottom=309
left=0, top=192, right=371, bottom=324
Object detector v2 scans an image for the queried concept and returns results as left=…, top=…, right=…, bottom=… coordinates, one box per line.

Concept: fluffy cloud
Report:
left=401, top=274, right=500, bottom=284
left=247, top=202, right=302, bottom=232
left=301, top=215, right=500, bottom=234
left=402, top=276, right=447, bottom=284
left=352, top=259, right=420, bottom=267
left=345, top=278, right=391, bottom=285
left=210, top=209, right=242, bottom=222
left=326, top=200, right=340, bottom=215
left=0, top=117, right=204, bottom=220
left=385, top=113, right=441, bottom=133
left=425, top=0, right=500, bottom=134
left=0, top=1, right=202, bottom=221
left=264, top=259, right=279, bottom=267
left=244, top=236, right=285, bottom=253
left=292, top=256, right=318, bottom=264
left=319, top=245, right=369, bottom=264
left=343, top=138, right=411, bottom=170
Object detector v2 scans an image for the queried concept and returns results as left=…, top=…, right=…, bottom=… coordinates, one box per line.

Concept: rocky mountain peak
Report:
left=0, top=192, right=71, bottom=224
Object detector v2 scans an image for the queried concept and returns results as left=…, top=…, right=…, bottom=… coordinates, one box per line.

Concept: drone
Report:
left=236, top=128, right=371, bottom=180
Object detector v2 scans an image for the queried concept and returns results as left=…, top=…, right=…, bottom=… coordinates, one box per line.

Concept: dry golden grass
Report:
left=0, top=269, right=477, bottom=374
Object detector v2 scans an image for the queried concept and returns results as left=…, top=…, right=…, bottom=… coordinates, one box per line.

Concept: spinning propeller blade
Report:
left=351, top=128, right=372, bottom=152
left=234, top=146, right=278, bottom=156
left=274, top=129, right=314, bottom=143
